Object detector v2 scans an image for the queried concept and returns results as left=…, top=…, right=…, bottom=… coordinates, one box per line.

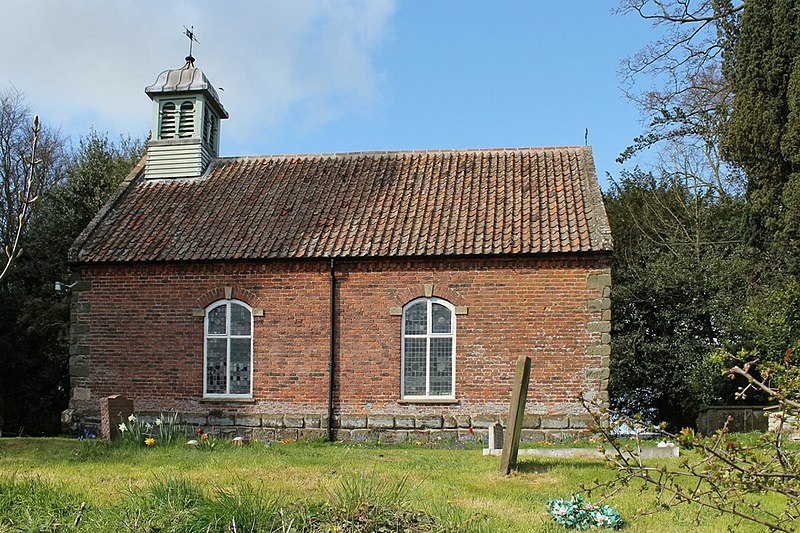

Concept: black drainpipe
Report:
left=327, top=257, right=336, bottom=441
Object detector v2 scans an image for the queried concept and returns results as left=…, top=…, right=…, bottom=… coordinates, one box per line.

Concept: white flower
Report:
left=155, top=418, right=163, bottom=427
left=118, top=423, right=127, bottom=432
left=127, top=414, right=137, bottom=423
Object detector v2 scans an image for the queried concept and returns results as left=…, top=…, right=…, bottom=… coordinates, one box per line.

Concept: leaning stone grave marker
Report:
left=500, top=355, right=532, bottom=475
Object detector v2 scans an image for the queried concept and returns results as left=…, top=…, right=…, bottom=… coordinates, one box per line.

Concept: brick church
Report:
left=63, top=56, right=613, bottom=443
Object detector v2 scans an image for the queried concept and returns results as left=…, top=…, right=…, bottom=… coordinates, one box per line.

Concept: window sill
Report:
left=397, top=398, right=460, bottom=405
left=200, top=397, right=256, bottom=404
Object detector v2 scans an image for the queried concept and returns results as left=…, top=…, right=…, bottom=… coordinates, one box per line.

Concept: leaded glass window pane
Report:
left=430, top=338, right=453, bottom=395
left=431, top=303, right=452, bottom=334
left=229, top=338, right=251, bottom=394
left=403, top=338, right=427, bottom=395
left=205, top=300, right=253, bottom=396
left=206, top=338, right=227, bottom=394
left=402, top=298, right=455, bottom=398
left=230, top=303, right=251, bottom=335
left=208, top=305, right=226, bottom=335
left=404, top=302, right=427, bottom=335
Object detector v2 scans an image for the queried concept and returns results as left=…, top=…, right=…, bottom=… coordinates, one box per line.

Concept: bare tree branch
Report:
left=0, top=115, right=39, bottom=281
left=616, top=0, right=743, bottom=197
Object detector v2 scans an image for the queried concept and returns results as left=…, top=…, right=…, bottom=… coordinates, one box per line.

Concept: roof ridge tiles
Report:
left=215, top=145, right=587, bottom=163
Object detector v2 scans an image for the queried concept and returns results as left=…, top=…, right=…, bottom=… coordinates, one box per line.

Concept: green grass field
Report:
left=0, top=438, right=785, bottom=531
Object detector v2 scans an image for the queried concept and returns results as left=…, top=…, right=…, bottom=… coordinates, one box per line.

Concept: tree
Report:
left=616, top=0, right=744, bottom=198
left=606, top=170, right=747, bottom=428
left=722, top=0, right=800, bottom=269
left=610, top=0, right=800, bottom=426
left=0, top=130, right=142, bottom=436
left=0, top=88, right=66, bottom=281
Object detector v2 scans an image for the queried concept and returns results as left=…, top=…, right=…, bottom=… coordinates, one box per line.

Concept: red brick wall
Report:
left=68, top=255, right=610, bottom=422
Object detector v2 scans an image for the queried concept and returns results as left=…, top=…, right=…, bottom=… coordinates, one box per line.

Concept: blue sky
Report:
left=2, top=1, right=655, bottom=189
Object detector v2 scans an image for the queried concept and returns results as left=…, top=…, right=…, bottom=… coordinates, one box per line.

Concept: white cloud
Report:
left=1, top=0, right=395, bottom=154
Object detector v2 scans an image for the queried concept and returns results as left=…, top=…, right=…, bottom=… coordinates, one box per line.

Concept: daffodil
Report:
left=154, top=418, right=163, bottom=427
left=144, top=437, right=155, bottom=446
left=118, top=423, right=127, bottom=432
left=127, top=414, right=137, bottom=423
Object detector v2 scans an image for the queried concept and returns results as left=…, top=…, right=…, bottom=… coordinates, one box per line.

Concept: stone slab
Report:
left=540, top=415, right=569, bottom=429
left=304, top=415, right=322, bottom=429
left=284, top=415, right=305, bottom=428
left=340, top=415, right=367, bottom=429
left=378, top=430, right=410, bottom=444
left=484, top=446, right=680, bottom=459
left=275, top=428, right=299, bottom=441
left=471, top=415, right=500, bottom=429
left=367, top=416, right=395, bottom=429
left=298, top=429, right=327, bottom=441
left=394, top=415, right=416, bottom=429
left=442, top=415, right=458, bottom=429
left=261, top=415, right=284, bottom=428
left=415, top=415, right=443, bottom=429
left=236, top=416, right=262, bottom=427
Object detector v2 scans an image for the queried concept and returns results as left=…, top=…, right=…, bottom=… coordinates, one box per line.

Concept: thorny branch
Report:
left=581, top=359, right=800, bottom=532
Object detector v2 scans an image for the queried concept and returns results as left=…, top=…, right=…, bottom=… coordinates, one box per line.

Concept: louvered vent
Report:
left=159, top=102, right=176, bottom=139
left=203, top=107, right=217, bottom=148
left=178, top=101, right=195, bottom=138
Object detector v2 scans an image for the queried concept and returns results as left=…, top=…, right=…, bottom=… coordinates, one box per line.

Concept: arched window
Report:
left=401, top=297, right=455, bottom=398
left=204, top=300, right=253, bottom=397
left=159, top=102, right=176, bottom=139
left=178, top=101, right=195, bottom=138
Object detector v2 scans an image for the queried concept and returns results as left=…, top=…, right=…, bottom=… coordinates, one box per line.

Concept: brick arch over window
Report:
left=194, top=286, right=266, bottom=310
left=392, top=282, right=467, bottom=308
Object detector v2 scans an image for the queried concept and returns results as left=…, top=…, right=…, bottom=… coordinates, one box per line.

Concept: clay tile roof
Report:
left=69, top=146, right=612, bottom=264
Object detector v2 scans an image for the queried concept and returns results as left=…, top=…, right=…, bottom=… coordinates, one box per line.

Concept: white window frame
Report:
left=401, top=297, right=456, bottom=399
left=203, top=299, right=254, bottom=398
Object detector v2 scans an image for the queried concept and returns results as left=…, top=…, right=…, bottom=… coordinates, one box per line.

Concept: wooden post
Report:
left=500, top=355, right=532, bottom=475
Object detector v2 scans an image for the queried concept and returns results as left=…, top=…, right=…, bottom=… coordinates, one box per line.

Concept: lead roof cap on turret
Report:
left=145, top=57, right=228, bottom=118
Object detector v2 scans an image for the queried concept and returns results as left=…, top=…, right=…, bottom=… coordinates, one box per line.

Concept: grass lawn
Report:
left=0, top=437, right=786, bottom=531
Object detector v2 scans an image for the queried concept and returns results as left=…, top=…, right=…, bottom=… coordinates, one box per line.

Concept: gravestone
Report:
left=100, top=394, right=134, bottom=440
left=488, top=422, right=504, bottom=451
left=500, top=355, right=532, bottom=475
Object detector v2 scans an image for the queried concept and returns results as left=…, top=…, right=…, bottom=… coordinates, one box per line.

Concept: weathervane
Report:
left=183, top=25, right=199, bottom=63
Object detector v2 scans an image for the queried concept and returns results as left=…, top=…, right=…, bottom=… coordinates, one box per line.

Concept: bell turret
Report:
left=144, top=56, right=228, bottom=179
